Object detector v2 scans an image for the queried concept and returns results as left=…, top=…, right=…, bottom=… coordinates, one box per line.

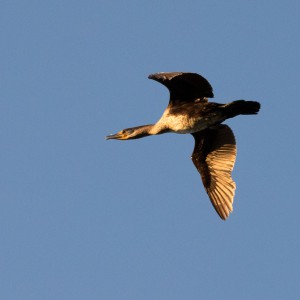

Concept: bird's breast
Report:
left=165, top=114, right=204, bottom=133
left=155, top=112, right=224, bottom=134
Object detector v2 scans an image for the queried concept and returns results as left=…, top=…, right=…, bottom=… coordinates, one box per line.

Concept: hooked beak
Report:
left=105, top=132, right=126, bottom=140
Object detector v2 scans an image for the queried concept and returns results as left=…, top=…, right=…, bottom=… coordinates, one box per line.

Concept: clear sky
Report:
left=1, top=0, right=300, bottom=299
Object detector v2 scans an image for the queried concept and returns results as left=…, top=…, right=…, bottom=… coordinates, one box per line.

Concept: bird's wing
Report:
left=148, top=72, right=214, bottom=103
left=191, top=125, right=237, bottom=220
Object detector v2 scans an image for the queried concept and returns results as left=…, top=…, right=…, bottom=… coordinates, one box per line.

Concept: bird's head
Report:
left=106, top=125, right=154, bottom=140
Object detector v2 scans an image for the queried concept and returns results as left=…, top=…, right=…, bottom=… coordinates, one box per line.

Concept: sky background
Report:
left=1, top=0, right=300, bottom=299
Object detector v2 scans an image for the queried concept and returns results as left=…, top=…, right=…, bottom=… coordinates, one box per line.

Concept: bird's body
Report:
left=151, top=102, right=223, bottom=134
left=106, top=72, right=260, bottom=220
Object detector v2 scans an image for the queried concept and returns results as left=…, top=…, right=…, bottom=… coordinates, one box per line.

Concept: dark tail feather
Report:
left=224, top=100, right=261, bottom=119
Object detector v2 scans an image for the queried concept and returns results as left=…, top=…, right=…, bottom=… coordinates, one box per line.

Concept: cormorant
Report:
left=106, top=72, right=260, bottom=220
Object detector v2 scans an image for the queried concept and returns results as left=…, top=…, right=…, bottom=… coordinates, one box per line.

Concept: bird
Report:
left=106, top=72, right=260, bottom=220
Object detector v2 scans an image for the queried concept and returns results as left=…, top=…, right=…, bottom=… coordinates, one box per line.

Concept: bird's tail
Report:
left=224, top=100, right=261, bottom=119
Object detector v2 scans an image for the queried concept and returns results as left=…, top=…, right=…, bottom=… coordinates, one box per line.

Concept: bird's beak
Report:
left=105, top=132, right=126, bottom=140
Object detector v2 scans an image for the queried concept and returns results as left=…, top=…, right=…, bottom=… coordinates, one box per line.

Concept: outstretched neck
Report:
left=124, top=124, right=154, bottom=139
left=128, top=123, right=169, bottom=139
left=148, top=123, right=170, bottom=135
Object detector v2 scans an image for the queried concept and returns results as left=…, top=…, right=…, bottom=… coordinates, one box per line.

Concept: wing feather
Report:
left=191, top=125, right=237, bottom=220
left=148, top=72, right=214, bottom=103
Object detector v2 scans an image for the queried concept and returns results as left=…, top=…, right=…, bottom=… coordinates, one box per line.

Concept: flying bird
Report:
left=106, top=72, right=260, bottom=220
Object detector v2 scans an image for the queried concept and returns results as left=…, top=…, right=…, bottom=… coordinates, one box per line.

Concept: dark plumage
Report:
left=106, top=72, right=260, bottom=220
left=148, top=72, right=214, bottom=101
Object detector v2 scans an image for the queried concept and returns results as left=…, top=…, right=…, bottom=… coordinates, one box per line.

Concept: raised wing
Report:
left=191, top=125, right=237, bottom=220
left=148, top=72, right=214, bottom=103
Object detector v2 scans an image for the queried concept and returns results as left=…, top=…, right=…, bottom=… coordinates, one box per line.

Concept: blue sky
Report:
left=1, top=0, right=300, bottom=299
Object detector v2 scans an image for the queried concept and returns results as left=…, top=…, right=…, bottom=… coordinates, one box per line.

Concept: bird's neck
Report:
left=138, top=124, right=156, bottom=136
left=126, top=124, right=155, bottom=139
left=128, top=123, right=169, bottom=139
left=148, top=123, right=169, bottom=135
